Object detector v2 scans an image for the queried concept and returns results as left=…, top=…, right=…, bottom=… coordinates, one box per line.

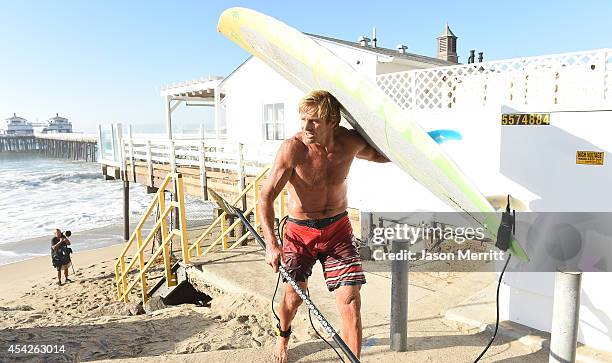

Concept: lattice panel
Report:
left=377, top=48, right=612, bottom=110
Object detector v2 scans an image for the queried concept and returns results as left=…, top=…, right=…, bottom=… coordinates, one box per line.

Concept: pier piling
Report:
left=0, top=135, right=97, bottom=162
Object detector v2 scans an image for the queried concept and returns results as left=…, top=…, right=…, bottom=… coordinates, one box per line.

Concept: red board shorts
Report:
left=281, top=212, right=366, bottom=291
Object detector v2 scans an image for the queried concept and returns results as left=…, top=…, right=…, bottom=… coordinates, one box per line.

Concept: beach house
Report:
left=161, top=28, right=456, bottom=145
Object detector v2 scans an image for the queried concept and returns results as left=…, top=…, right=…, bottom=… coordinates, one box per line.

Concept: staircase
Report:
left=114, top=166, right=286, bottom=305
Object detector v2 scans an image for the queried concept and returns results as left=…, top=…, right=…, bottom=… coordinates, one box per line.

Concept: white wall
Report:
left=348, top=104, right=612, bottom=352
left=221, top=58, right=304, bottom=145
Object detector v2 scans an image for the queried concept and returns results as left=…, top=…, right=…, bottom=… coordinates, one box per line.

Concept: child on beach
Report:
left=51, top=229, right=72, bottom=285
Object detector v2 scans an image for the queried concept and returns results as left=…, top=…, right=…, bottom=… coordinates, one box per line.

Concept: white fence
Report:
left=377, top=48, right=612, bottom=111
left=98, top=124, right=277, bottom=177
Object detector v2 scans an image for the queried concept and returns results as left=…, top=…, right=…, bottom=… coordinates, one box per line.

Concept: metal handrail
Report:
left=188, top=165, right=287, bottom=257
left=114, top=166, right=286, bottom=304
left=114, top=172, right=188, bottom=303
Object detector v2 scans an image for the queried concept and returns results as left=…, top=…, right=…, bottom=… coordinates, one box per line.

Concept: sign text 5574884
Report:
left=501, top=113, right=550, bottom=125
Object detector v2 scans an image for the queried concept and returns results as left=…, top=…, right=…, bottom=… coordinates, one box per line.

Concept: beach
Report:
left=0, top=243, right=280, bottom=362
left=3, top=240, right=612, bottom=362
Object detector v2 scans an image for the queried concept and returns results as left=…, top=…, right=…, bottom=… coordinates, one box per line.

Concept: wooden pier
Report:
left=0, top=134, right=98, bottom=162
left=0, top=135, right=39, bottom=152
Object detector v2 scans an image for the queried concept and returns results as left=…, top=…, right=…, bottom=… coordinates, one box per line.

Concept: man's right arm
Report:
left=51, top=240, right=62, bottom=251
left=259, top=138, right=302, bottom=272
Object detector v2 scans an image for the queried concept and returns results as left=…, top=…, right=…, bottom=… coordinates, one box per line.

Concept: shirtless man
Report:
left=260, top=90, right=389, bottom=363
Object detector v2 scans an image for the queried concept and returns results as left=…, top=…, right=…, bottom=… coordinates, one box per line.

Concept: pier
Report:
left=0, top=134, right=98, bottom=162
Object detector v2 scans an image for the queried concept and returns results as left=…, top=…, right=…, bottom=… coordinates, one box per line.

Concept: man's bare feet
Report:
left=272, top=336, right=289, bottom=363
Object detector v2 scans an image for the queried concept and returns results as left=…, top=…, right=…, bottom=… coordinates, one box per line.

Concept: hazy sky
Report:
left=1, top=1, right=610, bottom=134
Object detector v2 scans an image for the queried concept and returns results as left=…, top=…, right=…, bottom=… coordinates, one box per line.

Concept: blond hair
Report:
left=298, top=90, right=341, bottom=125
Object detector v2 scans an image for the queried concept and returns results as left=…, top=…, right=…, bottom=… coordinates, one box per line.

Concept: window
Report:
left=263, top=103, right=285, bottom=140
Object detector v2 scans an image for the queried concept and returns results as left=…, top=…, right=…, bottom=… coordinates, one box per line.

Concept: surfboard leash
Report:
left=272, top=216, right=348, bottom=363
left=208, top=189, right=360, bottom=363
left=473, top=195, right=516, bottom=362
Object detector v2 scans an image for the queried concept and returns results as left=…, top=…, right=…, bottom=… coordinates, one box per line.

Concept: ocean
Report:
left=0, top=153, right=214, bottom=266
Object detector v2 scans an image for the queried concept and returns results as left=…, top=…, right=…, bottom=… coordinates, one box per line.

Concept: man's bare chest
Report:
left=293, top=153, right=352, bottom=187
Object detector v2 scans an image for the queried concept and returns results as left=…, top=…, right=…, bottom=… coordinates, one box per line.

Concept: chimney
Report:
left=478, top=52, right=484, bottom=63
left=437, top=23, right=458, bottom=63
left=468, top=49, right=475, bottom=64
left=372, top=27, right=377, bottom=48
left=358, top=36, right=371, bottom=47
left=397, top=44, right=408, bottom=54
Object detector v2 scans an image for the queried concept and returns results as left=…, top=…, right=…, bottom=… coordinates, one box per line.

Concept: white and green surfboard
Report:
left=218, top=7, right=528, bottom=261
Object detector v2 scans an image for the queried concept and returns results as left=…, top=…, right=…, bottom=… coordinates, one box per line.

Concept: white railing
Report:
left=377, top=48, right=612, bottom=111
left=34, top=132, right=98, bottom=142
left=98, top=123, right=277, bottom=178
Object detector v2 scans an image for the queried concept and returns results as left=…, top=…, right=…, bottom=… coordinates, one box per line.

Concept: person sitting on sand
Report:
left=260, top=90, right=389, bottom=363
left=51, top=229, right=72, bottom=285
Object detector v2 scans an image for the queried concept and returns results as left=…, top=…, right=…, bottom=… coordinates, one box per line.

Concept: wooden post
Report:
left=97, top=125, right=103, bottom=162
left=237, top=142, right=245, bottom=208
left=214, top=85, right=220, bottom=140
left=221, top=211, right=228, bottom=250
left=168, top=139, right=176, bottom=173
left=128, top=125, right=136, bottom=182
left=110, top=124, right=117, bottom=163
left=176, top=174, right=190, bottom=264
left=146, top=140, right=153, bottom=187
left=199, top=125, right=208, bottom=200
left=158, top=190, right=175, bottom=287
left=116, top=123, right=125, bottom=177
left=120, top=255, right=128, bottom=303
left=168, top=139, right=180, bottom=230
left=136, top=229, right=148, bottom=303
left=123, top=179, right=130, bottom=242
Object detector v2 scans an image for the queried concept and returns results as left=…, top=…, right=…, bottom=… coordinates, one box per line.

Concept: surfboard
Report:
left=217, top=7, right=529, bottom=261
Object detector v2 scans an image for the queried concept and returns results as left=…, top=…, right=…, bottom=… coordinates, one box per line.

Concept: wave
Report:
left=2, top=171, right=106, bottom=190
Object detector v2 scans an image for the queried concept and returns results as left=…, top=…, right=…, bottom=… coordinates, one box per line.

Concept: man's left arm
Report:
left=352, top=130, right=390, bottom=163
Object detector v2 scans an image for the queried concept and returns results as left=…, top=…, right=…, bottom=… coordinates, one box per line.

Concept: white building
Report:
left=44, top=113, right=72, bottom=133
left=0, top=113, right=33, bottom=135
left=161, top=28, right=612, bottom=352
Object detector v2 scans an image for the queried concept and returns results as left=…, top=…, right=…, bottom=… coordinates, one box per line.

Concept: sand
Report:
left=0, top=244, right=281, bottom=362
left=1, top=241, right=609, bottom=363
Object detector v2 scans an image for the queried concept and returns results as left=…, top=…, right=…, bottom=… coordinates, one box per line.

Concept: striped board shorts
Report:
left=281, top=212, right=366, bottom=291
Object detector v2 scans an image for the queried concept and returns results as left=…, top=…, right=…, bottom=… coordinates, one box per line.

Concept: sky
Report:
left=1, top=1, right=610, bottom=134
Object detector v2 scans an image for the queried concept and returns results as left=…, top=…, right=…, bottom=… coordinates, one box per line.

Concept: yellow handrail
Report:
left=115, top=165, right=287, bottom=304
left=114, top=173, right=187, bottom=303
left=188, top=165, right=275, bottom=256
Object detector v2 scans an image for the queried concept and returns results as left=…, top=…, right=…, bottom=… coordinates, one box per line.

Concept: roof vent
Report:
left=372, top=27, right=377, bottom=48
left=397, top=44, right=408, bottom=54
left=358, top=36, right=371, bottom=47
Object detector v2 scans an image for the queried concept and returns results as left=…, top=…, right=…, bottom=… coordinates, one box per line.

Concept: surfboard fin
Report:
left=427, top=129, right=462, bottom=144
